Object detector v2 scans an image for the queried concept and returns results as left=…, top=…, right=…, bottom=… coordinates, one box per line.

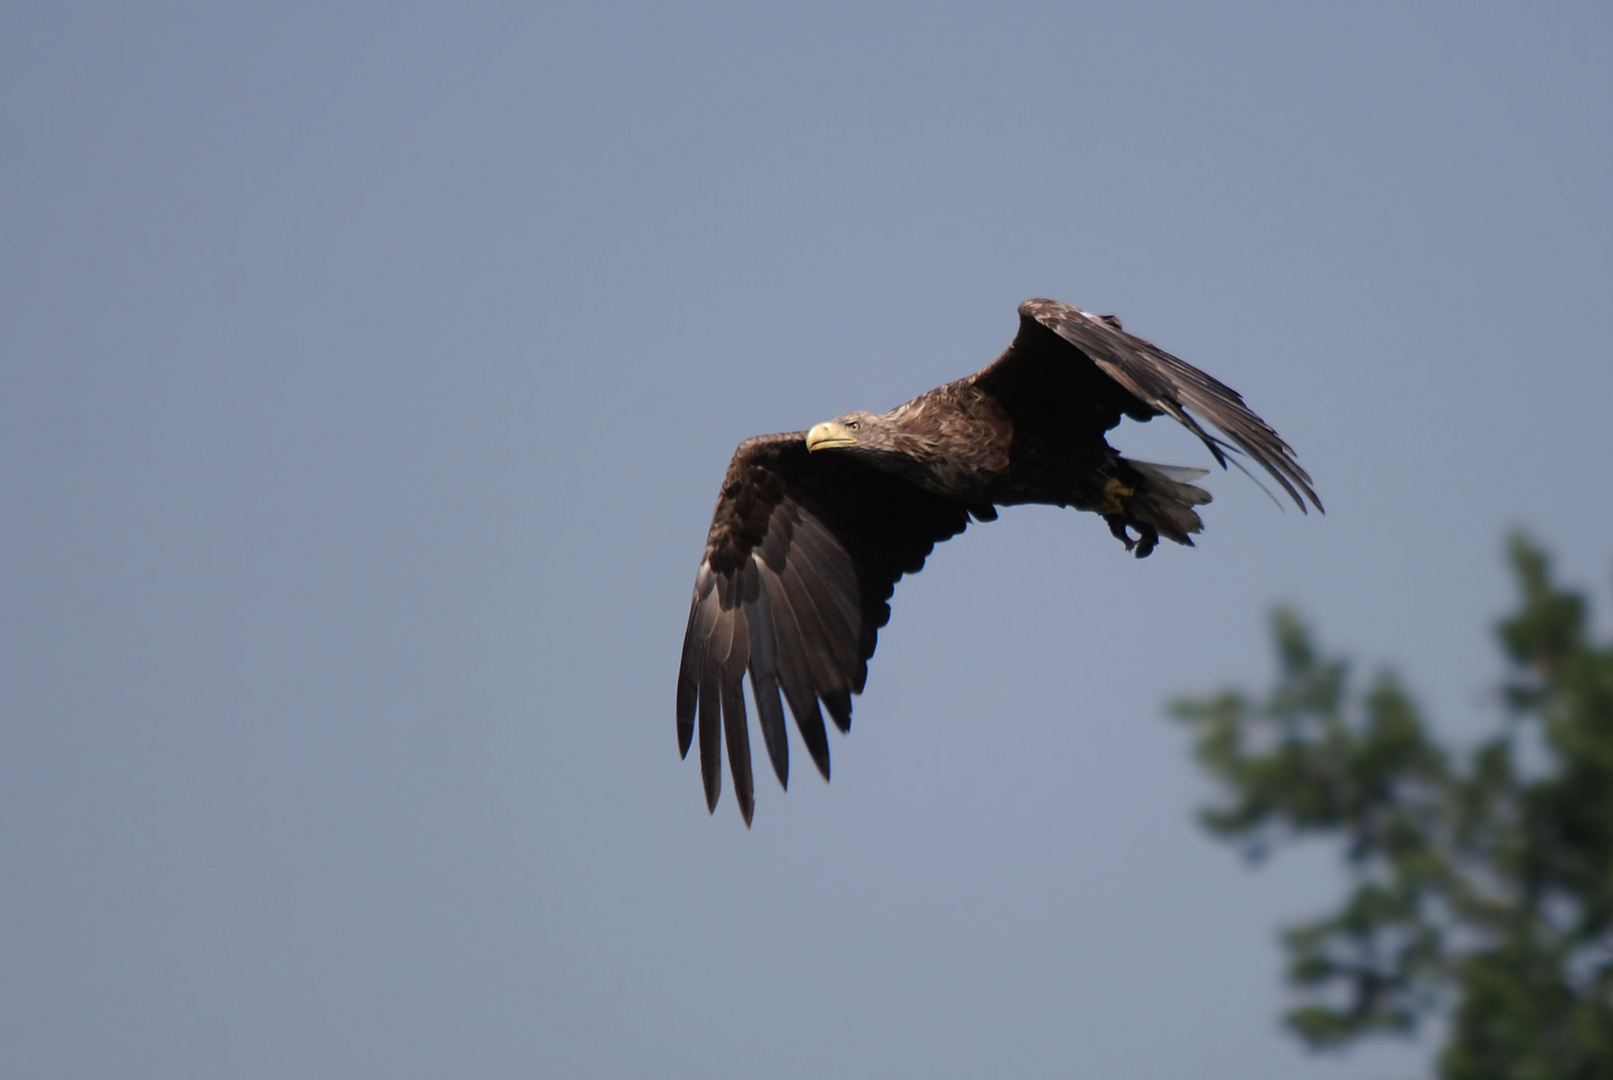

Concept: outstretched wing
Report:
left=982, top=298, right=1322, bottom=512
left=677, top=433, right=972, bottom=824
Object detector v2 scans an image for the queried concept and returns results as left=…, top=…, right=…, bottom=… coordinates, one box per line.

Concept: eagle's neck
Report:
left=872, top=387, right=1010, bottom=498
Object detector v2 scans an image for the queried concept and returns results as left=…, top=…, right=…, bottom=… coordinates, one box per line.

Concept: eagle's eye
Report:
left=847, top=420, right=861, bottom=431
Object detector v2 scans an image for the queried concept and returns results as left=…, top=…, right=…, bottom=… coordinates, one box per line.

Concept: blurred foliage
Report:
left=1173, top=534, right=1613, bottom=1078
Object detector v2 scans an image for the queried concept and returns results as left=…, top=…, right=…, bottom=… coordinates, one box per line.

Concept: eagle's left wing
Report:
left=1011, top=298, right=1323, bottom=513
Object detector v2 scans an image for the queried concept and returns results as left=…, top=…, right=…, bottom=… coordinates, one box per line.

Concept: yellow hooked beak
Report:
left=806, top=421, right=859, bottom=451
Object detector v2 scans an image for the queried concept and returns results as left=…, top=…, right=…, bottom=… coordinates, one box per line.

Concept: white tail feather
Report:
left=1124, top=459, right=1212, bottom=545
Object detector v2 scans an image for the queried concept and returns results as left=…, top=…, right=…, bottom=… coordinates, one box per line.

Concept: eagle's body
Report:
left=679, top=299, right=1321, bottom=823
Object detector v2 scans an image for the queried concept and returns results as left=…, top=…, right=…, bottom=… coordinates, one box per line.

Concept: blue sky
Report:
left=4, top=3, right=1611, bottom=1077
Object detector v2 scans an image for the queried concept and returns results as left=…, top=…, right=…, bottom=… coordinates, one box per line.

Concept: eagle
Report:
left=677, top=298, right=1321, bottom=823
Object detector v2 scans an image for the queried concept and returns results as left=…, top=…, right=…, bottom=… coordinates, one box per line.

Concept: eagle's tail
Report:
left=1106, top=459, right=1212, bottom=558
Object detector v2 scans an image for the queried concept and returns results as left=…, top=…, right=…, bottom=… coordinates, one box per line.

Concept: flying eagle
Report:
left=677, top=298, right=1321, bottom=823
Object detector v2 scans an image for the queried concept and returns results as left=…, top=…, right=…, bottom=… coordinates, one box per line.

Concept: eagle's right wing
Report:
left=677, top=434, right=972, bottom=824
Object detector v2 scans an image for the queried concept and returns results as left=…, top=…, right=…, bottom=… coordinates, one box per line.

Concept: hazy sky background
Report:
left=4, top=3, right=1611, bottom=1077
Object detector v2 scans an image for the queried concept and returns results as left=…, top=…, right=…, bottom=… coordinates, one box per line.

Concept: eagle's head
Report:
left=805, top=411, right=892, bottom=456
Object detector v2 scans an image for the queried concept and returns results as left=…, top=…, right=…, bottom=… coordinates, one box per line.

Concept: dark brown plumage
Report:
left=678, top=298, right=1322, bottom=823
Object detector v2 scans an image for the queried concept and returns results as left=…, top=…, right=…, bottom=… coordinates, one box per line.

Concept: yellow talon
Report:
left=1099, top=477, right=1134, bottom=515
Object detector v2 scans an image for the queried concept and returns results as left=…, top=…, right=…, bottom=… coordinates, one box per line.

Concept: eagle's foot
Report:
left=1106, top=514, right=1159, bottom=559
left=1098, top=477, right=1135, bottom=516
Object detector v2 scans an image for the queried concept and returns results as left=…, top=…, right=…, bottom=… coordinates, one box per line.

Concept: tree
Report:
left=1173, top=535, right=1613, bottom=1078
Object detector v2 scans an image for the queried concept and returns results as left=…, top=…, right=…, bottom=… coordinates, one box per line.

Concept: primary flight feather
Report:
left=677, top=298, right=1322, bottom=824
